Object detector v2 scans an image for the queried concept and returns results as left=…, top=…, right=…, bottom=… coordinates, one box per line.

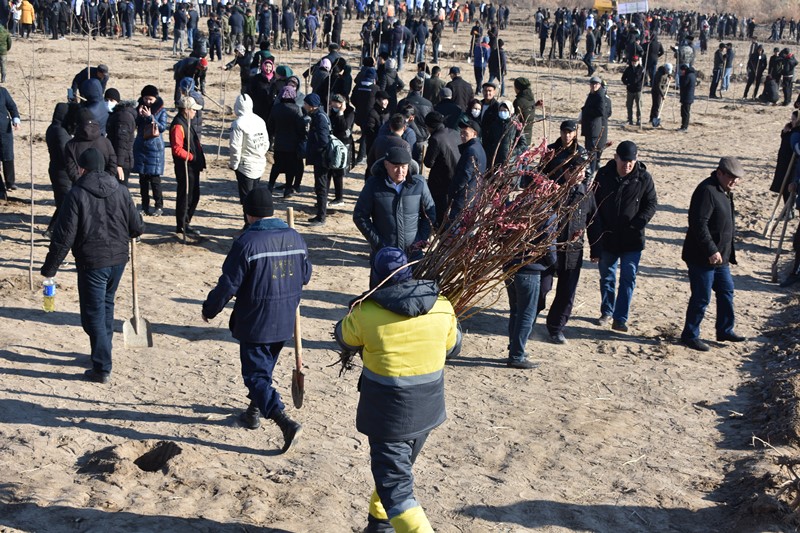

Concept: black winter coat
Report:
left=513, top=87, right=536, bottom=142
left=446, top=76, right=473, bottom=112
left=106, top=102, right=137, bottom=170
left=351, top=80, right=378, bottom=127
left=41, top=169, right=144, bottom=277
left=588, top=160, right=658, bottom=256
left=353, top=162, right=436, bottom=253
left=449, top=137, right=487, bottom=222
left=679, top=66, right=697, bottom=104
left=622, top=64, right=644, bottom=93
left=0, top=87, right=18, bottom=161
left=772, top=124, right=798, bottom=193
left=246, top=74, right=275, bottom=126
left=581, top=88, right=607, bottom=141
left=267, top=100, right=305, bottom=152
left=424, top=123, right=460, bottom=198
left=557, top=182, right=597, bottom=270
left=64, top=114, right=117, bottom=183
left=682, top=172, right=737, bottom=266
left=434, top=99, right=462, bottom=130
left=46, top=103, right=72, bottom=194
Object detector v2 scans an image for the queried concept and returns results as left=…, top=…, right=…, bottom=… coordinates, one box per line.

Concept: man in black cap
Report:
left=203, top=185, right=312, bottom=453
left=445, top=66, right=473, bottom=112
left=353, top=146, right=436, bottom=287
left=70, top=64, right=110, bottom=99
left=448, top=118, right=486, bottom=223
left=588, top=140, right=657, bottom=333
left=41, top=147, right=144, bottom=384
left=680, top=157, right=746, bottom=351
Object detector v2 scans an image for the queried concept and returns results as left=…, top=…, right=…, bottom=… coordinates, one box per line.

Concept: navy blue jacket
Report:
left=306, top=108, right=330, bottom=167
left=132, top=96, right=168, bottom=176
left=202, top=218, right=312, bottom=344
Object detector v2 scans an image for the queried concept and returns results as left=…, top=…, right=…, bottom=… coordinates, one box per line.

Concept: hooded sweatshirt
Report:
left=229, top=94, right=269, bottom=179
left=79, top=78, right=108, bottom=135
left=64, top=109, right=117, bottom=183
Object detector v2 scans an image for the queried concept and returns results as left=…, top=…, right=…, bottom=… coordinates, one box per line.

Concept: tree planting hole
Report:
left=134, top=441, right=182, bottom=472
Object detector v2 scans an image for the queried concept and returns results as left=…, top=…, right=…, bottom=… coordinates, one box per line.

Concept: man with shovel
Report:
left=202, top=186, right=312, bottom=454
left=41, top=148, right=144, bottom=384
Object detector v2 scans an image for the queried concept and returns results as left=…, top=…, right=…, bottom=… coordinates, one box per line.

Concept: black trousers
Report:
left=538, top=259, right=584, bottom=336
left=235, top=169, right=260, bottom=222
left=680, top=102, right=691, bottom=129
left=1, top=159, right=15, bottom=188
left=313, top=165, right=328, bottom=220
left=175, top=163, right=200, bottom=231
left=139, top=173, right=163, bottom=211
left=327, top=168, right=343, bottom=201
left=650, top=92, right=663, bottom=121
left=268, top=150, right=304, bottom=192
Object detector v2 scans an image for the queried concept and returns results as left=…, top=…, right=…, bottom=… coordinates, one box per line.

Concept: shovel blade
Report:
left=123, top=316, right=153, bottom=348
left=292, top=368, right=305, bottom=409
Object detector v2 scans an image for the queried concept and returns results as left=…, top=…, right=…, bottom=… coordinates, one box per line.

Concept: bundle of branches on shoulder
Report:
left=415, top=140, right=589, bottom=318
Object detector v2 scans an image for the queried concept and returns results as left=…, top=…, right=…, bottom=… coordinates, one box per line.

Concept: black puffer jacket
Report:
left=45, top=103, right=72, bottom=194
left=581, top=88, right=607, bottom=141
left=64, top=110, right=117, bottom=183
left=353, top=159, right=436, bottom=253
left=682, top=172, right=737, bottom=266
left=588, top=159, right=658, bottom=256
left=41, top=169, right=144, bottom=277
left=106, top=101, right=137, bottom=170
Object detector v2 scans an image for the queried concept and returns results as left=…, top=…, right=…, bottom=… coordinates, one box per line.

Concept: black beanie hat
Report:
left=78, top=148, right=105, bottom=172
left=141, top=84, right=159, bottom=98
left=244, top=186, right=274, bottom=218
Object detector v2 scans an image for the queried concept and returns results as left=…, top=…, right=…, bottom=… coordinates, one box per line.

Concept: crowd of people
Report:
left=0, top=2, right=796, bottom=531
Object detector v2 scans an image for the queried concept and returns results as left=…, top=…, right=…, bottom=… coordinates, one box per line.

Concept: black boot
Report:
left=239, top=401, right=260, bottom=430
left=270, top=410, right=302, bottom=453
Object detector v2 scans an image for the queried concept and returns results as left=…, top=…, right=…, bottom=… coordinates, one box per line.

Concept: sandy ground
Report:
left=0, top=15, right=799, bottom=533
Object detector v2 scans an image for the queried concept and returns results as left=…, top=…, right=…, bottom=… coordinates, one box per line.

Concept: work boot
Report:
left=239, top=401, right=261, bottom=430
left=270, top=410, right=302, bottom=453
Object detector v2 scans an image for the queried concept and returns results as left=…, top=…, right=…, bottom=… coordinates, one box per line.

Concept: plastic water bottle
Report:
left=42, top=278, right=56, bottom=312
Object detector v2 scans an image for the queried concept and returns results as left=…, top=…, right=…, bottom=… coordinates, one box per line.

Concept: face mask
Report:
left=106, top=101, right=117, bottom=112
left=498, top=110, right=510, bottom=120
left=471, top=108, right=481, bottom=118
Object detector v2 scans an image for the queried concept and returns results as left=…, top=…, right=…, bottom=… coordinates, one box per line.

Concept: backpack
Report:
left=326, top=134, right=348, bottom=170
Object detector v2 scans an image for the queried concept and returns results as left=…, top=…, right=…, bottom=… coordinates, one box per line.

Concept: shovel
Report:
left=123, top=238, right=153, bottom=348
left=287, top=207, right=305, bottom=408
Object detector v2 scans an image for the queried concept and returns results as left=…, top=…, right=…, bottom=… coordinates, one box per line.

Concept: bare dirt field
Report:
left=1, top=14, right=800, bottom=533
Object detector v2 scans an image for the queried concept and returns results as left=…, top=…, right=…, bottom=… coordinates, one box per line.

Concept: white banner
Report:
left=617, top=1, right=648, bottom=15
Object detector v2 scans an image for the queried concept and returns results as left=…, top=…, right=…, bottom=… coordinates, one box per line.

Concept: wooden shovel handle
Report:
left=287, top=207, right=303, bottom=372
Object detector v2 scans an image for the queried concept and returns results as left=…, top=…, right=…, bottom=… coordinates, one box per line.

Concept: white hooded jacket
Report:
left=229, top=94, right=269, bottom=179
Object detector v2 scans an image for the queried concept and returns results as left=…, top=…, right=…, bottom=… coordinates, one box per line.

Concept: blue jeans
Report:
left=239, top=341, right=286, bottom=419
left=77, top=264, right=126, bottom=373
left=414, top=42, right=425, bottom=63
left=681, top=263, right=735, bottom=340
left=505, top=271, right=541, bottom=361
left=722, top=67, right=732, bottom=91
left=598, top=250, right=641, bottom=323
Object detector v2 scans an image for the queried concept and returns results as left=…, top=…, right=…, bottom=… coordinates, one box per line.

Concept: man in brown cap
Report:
left=680, top=156, right=746, bottom=351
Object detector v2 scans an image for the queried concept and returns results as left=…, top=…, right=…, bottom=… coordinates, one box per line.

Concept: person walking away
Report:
left=169, top=96, right=206, bottom=237
left=587, top=141, right=657, bottom=333
left=44, top=103, right=72, bottom=237
left=202, top=186, right=311, bottom=452
left=680, top=157, right=747, bottom=351
left=266, top=85, right=306, bottom=197
left=334, top=247, right=461, bottom=533
left=41, top=148, right=144, bottom=383
left=229, top=93, right=269, bottom=227
left=678, top=64, right=696, bottom=132
left=132, top=84, right=168, bottom=216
